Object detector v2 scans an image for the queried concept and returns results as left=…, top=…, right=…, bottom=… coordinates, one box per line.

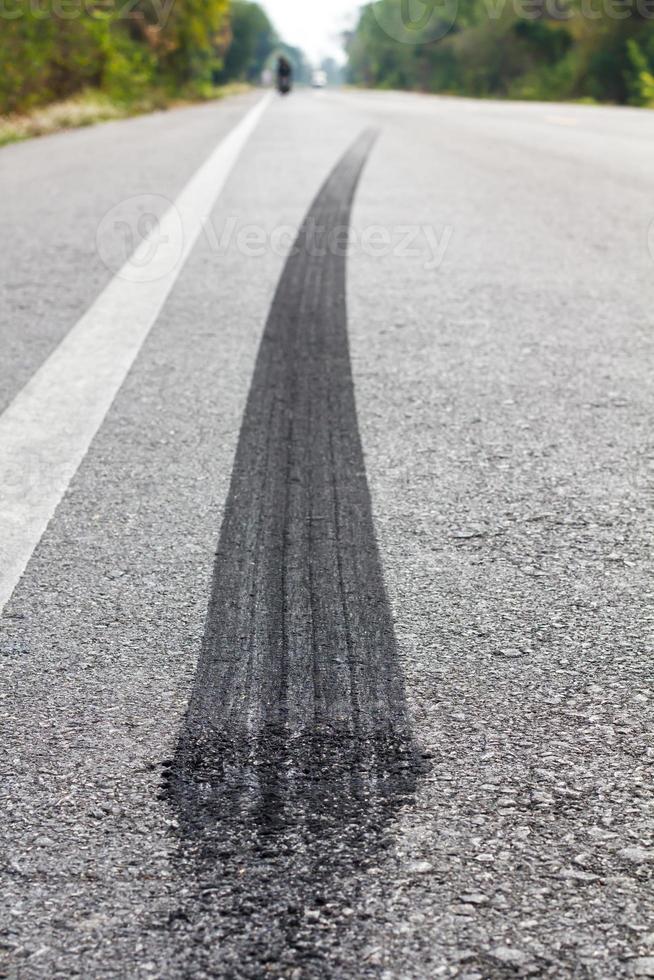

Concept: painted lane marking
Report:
left=0, top=93, right=272, bottom=613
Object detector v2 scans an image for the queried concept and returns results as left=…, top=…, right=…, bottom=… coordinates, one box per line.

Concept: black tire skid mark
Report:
left=166, top=129, right=425, bottom=977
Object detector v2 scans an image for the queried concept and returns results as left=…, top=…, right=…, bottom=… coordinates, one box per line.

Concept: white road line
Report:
left=0, top=92, right=273, bottom=614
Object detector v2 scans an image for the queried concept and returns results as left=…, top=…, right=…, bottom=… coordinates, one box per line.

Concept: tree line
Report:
left=5, top=0, right=648, bottom=115
left=0, top=0, right=308, bottom=114
left=346, top=0, right=654, bottom=105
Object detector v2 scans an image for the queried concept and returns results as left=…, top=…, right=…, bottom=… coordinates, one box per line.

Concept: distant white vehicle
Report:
left=312, top=70, right=327, bottom=89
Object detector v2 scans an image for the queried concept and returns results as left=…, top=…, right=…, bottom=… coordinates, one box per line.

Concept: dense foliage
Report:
left=218, top=0, right=276, bottom=82
left=215, top=1, right=311, bottom=85
left=0, top=0, right=287, bottom=114
left=346, top=0, right=654, bottom=104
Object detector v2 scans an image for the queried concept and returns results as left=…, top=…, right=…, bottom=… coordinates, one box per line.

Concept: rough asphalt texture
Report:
left=1, top=91, right=653, bottom=978
left=168, top=127, right=423, bottom=977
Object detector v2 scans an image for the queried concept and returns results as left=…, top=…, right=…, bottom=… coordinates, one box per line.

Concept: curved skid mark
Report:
left=166, top=128, right=425, bottom=975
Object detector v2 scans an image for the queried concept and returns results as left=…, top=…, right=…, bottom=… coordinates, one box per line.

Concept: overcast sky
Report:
left=261, top=0, right=362, bottom=64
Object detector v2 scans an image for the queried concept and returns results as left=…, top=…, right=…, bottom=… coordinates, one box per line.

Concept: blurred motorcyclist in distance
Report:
left=276, top=56, right=292, bottom=95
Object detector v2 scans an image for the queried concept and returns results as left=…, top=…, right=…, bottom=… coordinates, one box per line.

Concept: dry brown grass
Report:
left=0, top=93, right=125, bottom=146
left=0, top=84, right=252, bottom=148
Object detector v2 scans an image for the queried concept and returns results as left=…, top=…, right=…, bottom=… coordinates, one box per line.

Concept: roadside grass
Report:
left=0, top=83, right=252, bottom=148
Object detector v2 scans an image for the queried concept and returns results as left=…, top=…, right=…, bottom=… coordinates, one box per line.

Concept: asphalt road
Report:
left=1, top=89, right=653, bottom=979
